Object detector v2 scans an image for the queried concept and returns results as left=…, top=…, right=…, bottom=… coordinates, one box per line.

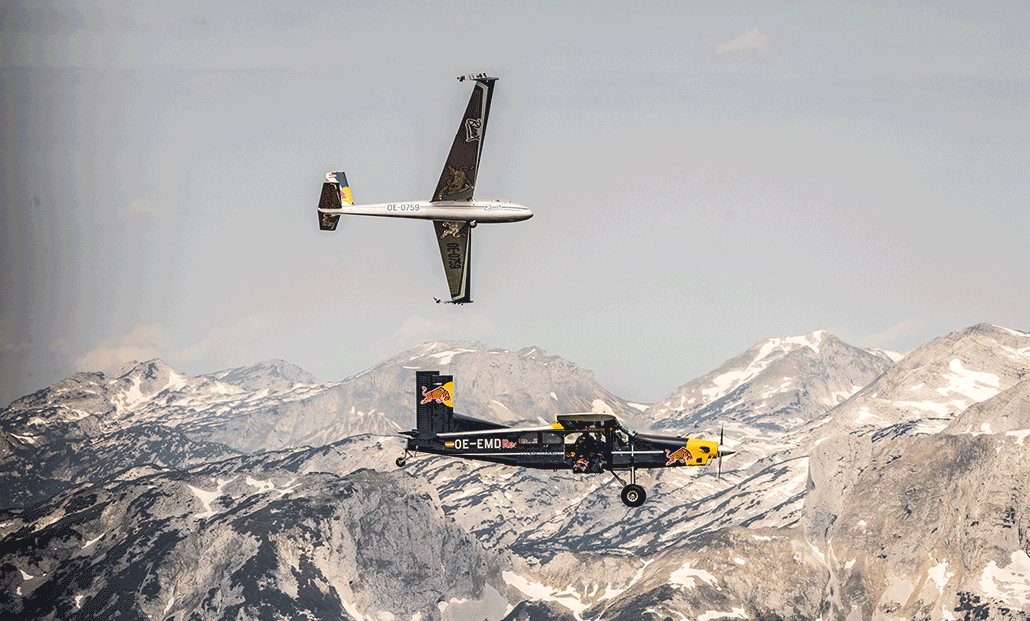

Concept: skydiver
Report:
left=587, top=432, right=607, bottom=473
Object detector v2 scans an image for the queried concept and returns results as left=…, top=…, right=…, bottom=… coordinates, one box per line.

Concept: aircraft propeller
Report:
left=716, top=426, right=735, bottom=479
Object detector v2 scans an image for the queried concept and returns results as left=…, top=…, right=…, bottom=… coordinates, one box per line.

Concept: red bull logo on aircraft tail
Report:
left=420, top=381, right=454, bottom=407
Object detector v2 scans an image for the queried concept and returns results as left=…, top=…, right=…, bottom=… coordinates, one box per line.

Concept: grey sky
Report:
left=3, top=1, right=1028, bottom=405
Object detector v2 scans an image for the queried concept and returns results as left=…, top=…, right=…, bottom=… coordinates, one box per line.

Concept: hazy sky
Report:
left=2, top=1, right=1028, bottom=405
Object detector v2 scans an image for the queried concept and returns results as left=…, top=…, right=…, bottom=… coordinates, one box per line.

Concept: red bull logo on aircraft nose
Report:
left=420, top=381, right=454, bottom=407
left=665, top=445, right=694, bottom=466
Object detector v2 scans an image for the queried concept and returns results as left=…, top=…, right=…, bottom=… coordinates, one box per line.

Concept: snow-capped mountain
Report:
left=2, top=325, right=1029, bottom=620
left=204, top=358, right=318, bottom=392
left=0, top=444, right=503, bottom=621
left=0, top=342, right=640, bottom=509
left=2, top=341, right=638, bottom=456
left=805, top=323, right=1030, bottom=545
left=815, top=323, right=1030, bottom=436
left=0, top=422, right=241, bottom=510
left=645, top=329, right=893, bottom=434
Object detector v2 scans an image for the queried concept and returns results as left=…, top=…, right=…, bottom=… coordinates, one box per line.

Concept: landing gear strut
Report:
left=396, top=447, right=417, bottom=468
left=611, top=468, right=646, bottom=507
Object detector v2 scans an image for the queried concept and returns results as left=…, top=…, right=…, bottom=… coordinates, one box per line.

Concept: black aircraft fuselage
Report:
left=397, top=371, right=733, bottom=507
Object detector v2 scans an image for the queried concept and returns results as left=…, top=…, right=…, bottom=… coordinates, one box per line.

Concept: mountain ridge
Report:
left=3, top=324, right=1029, bottom=619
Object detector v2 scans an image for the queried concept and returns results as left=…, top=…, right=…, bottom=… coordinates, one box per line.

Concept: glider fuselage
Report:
left=319, top=199, right=532, bottom=223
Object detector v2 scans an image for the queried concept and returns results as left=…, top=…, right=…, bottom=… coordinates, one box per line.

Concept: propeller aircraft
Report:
left=397, top=371, right=734, bottom=507
left=316, top=74, right=532, bottom=304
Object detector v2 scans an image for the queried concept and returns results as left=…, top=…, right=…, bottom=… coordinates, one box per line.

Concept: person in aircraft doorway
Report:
left=571, top=432, right=606, bottom=474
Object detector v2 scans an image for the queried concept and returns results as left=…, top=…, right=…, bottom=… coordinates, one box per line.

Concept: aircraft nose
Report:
left=521, top=207, right=534, bottom=220
left=717, top=449, right=735, bottom=457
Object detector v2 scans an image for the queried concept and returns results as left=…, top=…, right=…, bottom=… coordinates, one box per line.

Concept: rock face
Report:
left=824, top=431, right=1030, bottom=620
left=805, top=323, right=1030, bottom=544
left=816, top=323, right=1030, bottom=436
left=0, top=449, right=499, bottom=621
left=2, top=326, right=1029, bottom=620
left=645, top=330, right=892, bottom=435
left=0, top=422, right=240, bottom=510
left=204, top=358, right=319, bottom=393
left=2, top=342, right=639, bottom=456
left=360, top=341, right=642, bottom=427
left=0, top=342, right=638, bottom=508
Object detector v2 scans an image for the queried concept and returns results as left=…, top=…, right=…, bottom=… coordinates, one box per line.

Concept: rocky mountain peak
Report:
left=817, top=322, right=1030, bottom=435
left=759, top=328, right=828, bottom=355
left=110, top=358, right=177, bottom=381
left=517, top=345, right=550, bottom=359
left=105, top=359, right=194, bottom=416
left=204, top=358, right=318, bottom=393
left=645, top=330, right=892, bottom=434
left=3, top=325, right=1030, bottom=619
left=945, top=378, right=1030, bottom=436
left=367, top=340, right=635, bottom=427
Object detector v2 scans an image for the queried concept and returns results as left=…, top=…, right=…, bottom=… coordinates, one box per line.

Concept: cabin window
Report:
left=542, top=432, right=562, bottom=444
left=519, top=432, right=539, bottom=445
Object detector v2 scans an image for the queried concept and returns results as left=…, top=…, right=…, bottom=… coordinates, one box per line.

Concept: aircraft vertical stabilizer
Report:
left=317, top=171, right=352, bottom=231
left=416, top=371, right=454, bottom=438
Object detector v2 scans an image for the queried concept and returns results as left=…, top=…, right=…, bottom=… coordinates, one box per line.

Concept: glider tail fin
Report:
left=317, top=171, right=353, bottom=231
left=415, top=370, right=454, bottom=438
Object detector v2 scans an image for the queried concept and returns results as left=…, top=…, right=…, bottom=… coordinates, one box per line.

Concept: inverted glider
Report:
left=397, top=371, right=734, bottom=507
left=316, top=74, right=532, bottom=303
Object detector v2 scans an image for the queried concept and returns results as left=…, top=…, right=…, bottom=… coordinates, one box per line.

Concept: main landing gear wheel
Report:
left=621, top=484, right=646, bottom=507
left=395, top=457, right=407, bottom=468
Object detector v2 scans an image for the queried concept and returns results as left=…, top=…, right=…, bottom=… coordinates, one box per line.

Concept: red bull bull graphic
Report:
left=665, top=445, right=694, bottom=466
left=420, top=381, right=454, bottom=407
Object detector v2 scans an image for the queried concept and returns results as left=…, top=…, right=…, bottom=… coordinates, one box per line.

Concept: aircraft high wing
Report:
left=396, top=371, right=735, bottom=507
left=316, top=74, right=532, bottom=303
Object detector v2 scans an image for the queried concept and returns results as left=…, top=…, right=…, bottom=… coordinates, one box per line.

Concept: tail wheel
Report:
left=620, top=484, right=646, bottom=507
left=395, top=457, right=407, bottom=468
